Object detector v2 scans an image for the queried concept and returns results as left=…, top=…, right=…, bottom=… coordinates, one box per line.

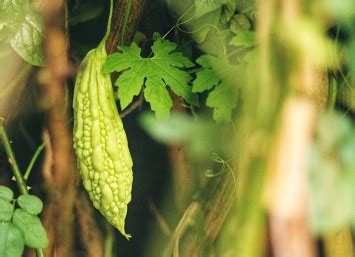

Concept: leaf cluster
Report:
left=0, top=185, right=48, bottom=257
left=104, top=35, right=252, bottom=122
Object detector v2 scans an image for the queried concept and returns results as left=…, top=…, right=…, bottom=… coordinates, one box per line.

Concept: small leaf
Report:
left=0, top=186, right=14, bottom=201
left=192, top=54, right=241, bottom=122
left=17, top=195, right=43, bottom=215
left=12, top=209, right=48, bottom=249
left=0, top=199, right=14, bottom=222
left=192, top=56, right=220, bottom=93
left=229, top=29, right=256, bottom=48
left=5, top=224, right=25, bottom=257
left=0, top=222, right=25, bottom=257
left=206, top=82, right=238, bottom=122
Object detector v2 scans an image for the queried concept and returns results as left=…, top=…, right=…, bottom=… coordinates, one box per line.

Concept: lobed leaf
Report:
left=192, top=54, right=240, bottom=122
left=206, top=82, right=238, bottom=122
left=103, top=37, right=198, bottom=117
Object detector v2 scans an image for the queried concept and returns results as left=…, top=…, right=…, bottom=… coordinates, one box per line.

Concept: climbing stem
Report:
left=24, top=143, right=45, bottom=181
left=120, top=0, right=132, bottom=46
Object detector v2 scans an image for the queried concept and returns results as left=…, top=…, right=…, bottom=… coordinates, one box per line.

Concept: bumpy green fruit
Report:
left=73, top=43, right=133, bottom=239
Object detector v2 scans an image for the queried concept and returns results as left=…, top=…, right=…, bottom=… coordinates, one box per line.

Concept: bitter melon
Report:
left=73, top=42, right=133, bottom=238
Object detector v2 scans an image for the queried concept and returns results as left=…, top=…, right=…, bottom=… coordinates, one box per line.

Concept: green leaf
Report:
left=230, top=14, right=251, bottom=33
left=221, top=1, right=237, bottom=23
left=12, top=208, right=48, bottom=249
left=144, top=76, right=173, bottom=118
left=0, top=199, right=14, bottom=222
left=206, top=82, right=238, bottom=122
left=194, top=0, right=230, bottom=19
left=0, top=222, right=25, bottom=257
left=17, top=195, right=43, bottom=215
left=103, top=37, right=198, bottom=117
left=192, top=56, right=220, bottom=93
left=192, top=54, right=240, bottom=122
left=0, top=186, right=14, bottom=201
left=0, top=0, right=44, bottom=66
left=0, top=222, right=8, bottom=257
left=229, top=29, right=256, bottom=48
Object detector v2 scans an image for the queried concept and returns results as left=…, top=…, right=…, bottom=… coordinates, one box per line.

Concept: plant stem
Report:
left=0, top=118, right=46, bottom=257
left=0, top=118, right=28, bottom=195
left=24, top=143, right=45, bottom=181
left=120, top=0, right=132, bottom=46
left=36, top=249, right=46, bottom=257
left=104, top=224, right=115, bottom=257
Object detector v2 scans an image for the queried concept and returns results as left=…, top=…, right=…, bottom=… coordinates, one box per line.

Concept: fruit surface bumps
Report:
left=73, top=44, right=133, bottom=238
